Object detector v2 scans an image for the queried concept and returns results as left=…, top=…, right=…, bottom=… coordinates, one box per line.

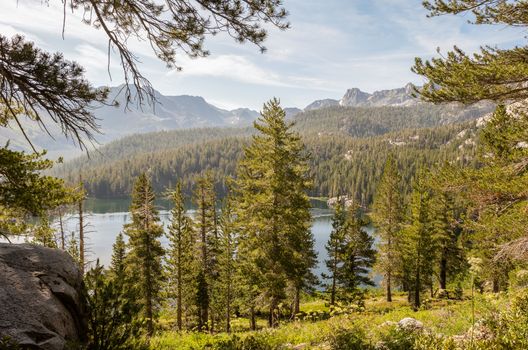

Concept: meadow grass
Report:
left=150, top=291, right=508, bottom=349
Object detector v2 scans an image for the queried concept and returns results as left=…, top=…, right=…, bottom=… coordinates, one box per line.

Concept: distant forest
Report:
left=55, top=104, right=488, bottom=205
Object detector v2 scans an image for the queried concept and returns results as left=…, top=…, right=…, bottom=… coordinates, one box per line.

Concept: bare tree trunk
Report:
left=58, top=208, right=65, bottom=250
left=78, top=196, right=84, bottom=275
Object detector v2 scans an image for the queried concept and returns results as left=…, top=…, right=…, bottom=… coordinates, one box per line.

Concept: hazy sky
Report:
left=0, top=0, right=523, bottom=110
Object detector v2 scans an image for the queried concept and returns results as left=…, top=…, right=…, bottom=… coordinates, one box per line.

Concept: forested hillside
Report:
left=56, top=104, right=483, bottom=203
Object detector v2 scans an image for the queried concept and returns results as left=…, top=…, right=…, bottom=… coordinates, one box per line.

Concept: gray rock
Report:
left=0, top=243, right=86, bottom=349
left=339, top=83, right=420, bottom=108
left=397, top=317, right=424, bottom=332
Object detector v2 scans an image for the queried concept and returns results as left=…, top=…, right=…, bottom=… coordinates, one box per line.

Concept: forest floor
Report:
left=151, top=291, right=510, bottom=349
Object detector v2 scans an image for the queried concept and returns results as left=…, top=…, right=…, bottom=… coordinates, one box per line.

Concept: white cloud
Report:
left=169, top=54, right=287, bottom=87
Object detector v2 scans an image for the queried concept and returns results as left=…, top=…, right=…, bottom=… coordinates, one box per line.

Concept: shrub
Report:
left=0, top=337, right=20, bottom=350
left=378, top=325, right=418, bottom=350
left=327, top=324, right=373, bottom=350
left=481, top=289, right=528, bottom=349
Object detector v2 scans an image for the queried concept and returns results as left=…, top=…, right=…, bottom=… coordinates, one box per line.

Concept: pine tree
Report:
left=429, top=189, right=466, bottom=292
left=341, top=203, right=376, bottom=293
left=124, top=173, right=165, bottom=337
left=165, top=182, right=196, bottom=331
left=234, top=98, right=315, bottom=327
left=371, top=155, right=404, bottom=302
left=67, top=232, right=80, bottom=266
left=32, top=216, right=57, bottom=248
left=217, top=189, right=237, bottom=333
left=324, top=199, right=376, bottom=305
left=324, top=197, right=347, bottom=306
left=400, top=171, right=438, bottom=310
left=85, top=261, right=145, bottom=350
left=193, top=173, right=218, bottom=331
left=110, top=232, right=127, bottom=282
left=414, top=1, right=528, bottom=105
left=467, top=105, right=528, bottom=289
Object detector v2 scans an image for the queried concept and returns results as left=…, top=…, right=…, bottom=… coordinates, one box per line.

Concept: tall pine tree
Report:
left=217, top=186, right=238, bottom=333
left=234, top=98, right=315, bottom=327
left=324, top=199, right=376, bottom=305
left=165, top=182, right=196, bottom=331
left=324, top=197, right=347, bottom=306
left=341, top=203, right=376, bottom=294
left=124, top=173, right=165, bottom=337
left=400, top=171, right=438, bottom=310
left=371, top=155, right=404, bottom=302
left=193, top=173, right=219, bottom=331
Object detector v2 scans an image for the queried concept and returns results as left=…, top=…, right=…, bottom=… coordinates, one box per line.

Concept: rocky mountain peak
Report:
left=339, top=88, right=370, bottom=106
left=338, top=83, right=420, bottom=107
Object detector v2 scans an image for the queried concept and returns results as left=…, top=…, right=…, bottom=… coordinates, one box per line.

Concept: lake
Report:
left=51, top=199, right=374, bottom=280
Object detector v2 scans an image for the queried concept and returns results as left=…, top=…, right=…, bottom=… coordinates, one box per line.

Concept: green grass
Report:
left=150, top=291, right=509, bottom=349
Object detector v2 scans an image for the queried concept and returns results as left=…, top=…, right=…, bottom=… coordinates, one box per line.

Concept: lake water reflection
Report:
left=58, top=199, right=373, bottom=280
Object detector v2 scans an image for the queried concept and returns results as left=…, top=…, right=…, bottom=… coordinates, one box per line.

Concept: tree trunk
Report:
left=492, top=278, right=499, bottom=293
left=294, top=286, right=300, bottom=316
left=210, top=307, right=215, bottom=333
left=200, top=190, right=209, bottom=331
left=268, top=305, right=273, bottom=328
left=269, top=298, right=279, bottom=328
left=78, top=198, right=84, bottom=275
left=226, top=294, right=231, bottom=333
left=414, top=268, right=420, bottom=311
left=58, top=209, right=65, bottom=250
left=226, top=264, right=232, bottom=333
left=386, top=272, right=392, bottom=302
left=440, top=251, right=447, bottom=290
left=177, top=259, right=182, bottom=330
left=330, top=246, right=338, bottom=306
left=250, top=306, right=256, bottom=331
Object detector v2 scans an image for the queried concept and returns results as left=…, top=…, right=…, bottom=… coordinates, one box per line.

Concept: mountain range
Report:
left=1, top=83, right=448, bottom=159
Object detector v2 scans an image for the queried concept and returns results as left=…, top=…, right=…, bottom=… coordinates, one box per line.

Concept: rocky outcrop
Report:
left=339, top=83, right=420, bottom=107
left=339, top=88, right=371, bottom=107
left=0, top=243, right=86, bottom=349
left=304, top=99, right=339, bottom=111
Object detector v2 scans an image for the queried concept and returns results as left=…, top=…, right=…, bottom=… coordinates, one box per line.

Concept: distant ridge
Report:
left=3, top=83, right=466, bottom=159
left=339, top=83, right=419, bottom=107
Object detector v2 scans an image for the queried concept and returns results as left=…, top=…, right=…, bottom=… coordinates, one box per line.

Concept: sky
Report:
left=0, top=0, right=524, bottom=110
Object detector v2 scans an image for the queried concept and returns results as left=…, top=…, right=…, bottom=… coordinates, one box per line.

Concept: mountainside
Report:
left=1, top=85, right=261, bottom=159
left=56, top=122, right=478, bottom=203
left=55, top=102, right=489, bottom=202
left=93, top=86, right=261, bottom=140
left=2, top=83, right=493, bottom=160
